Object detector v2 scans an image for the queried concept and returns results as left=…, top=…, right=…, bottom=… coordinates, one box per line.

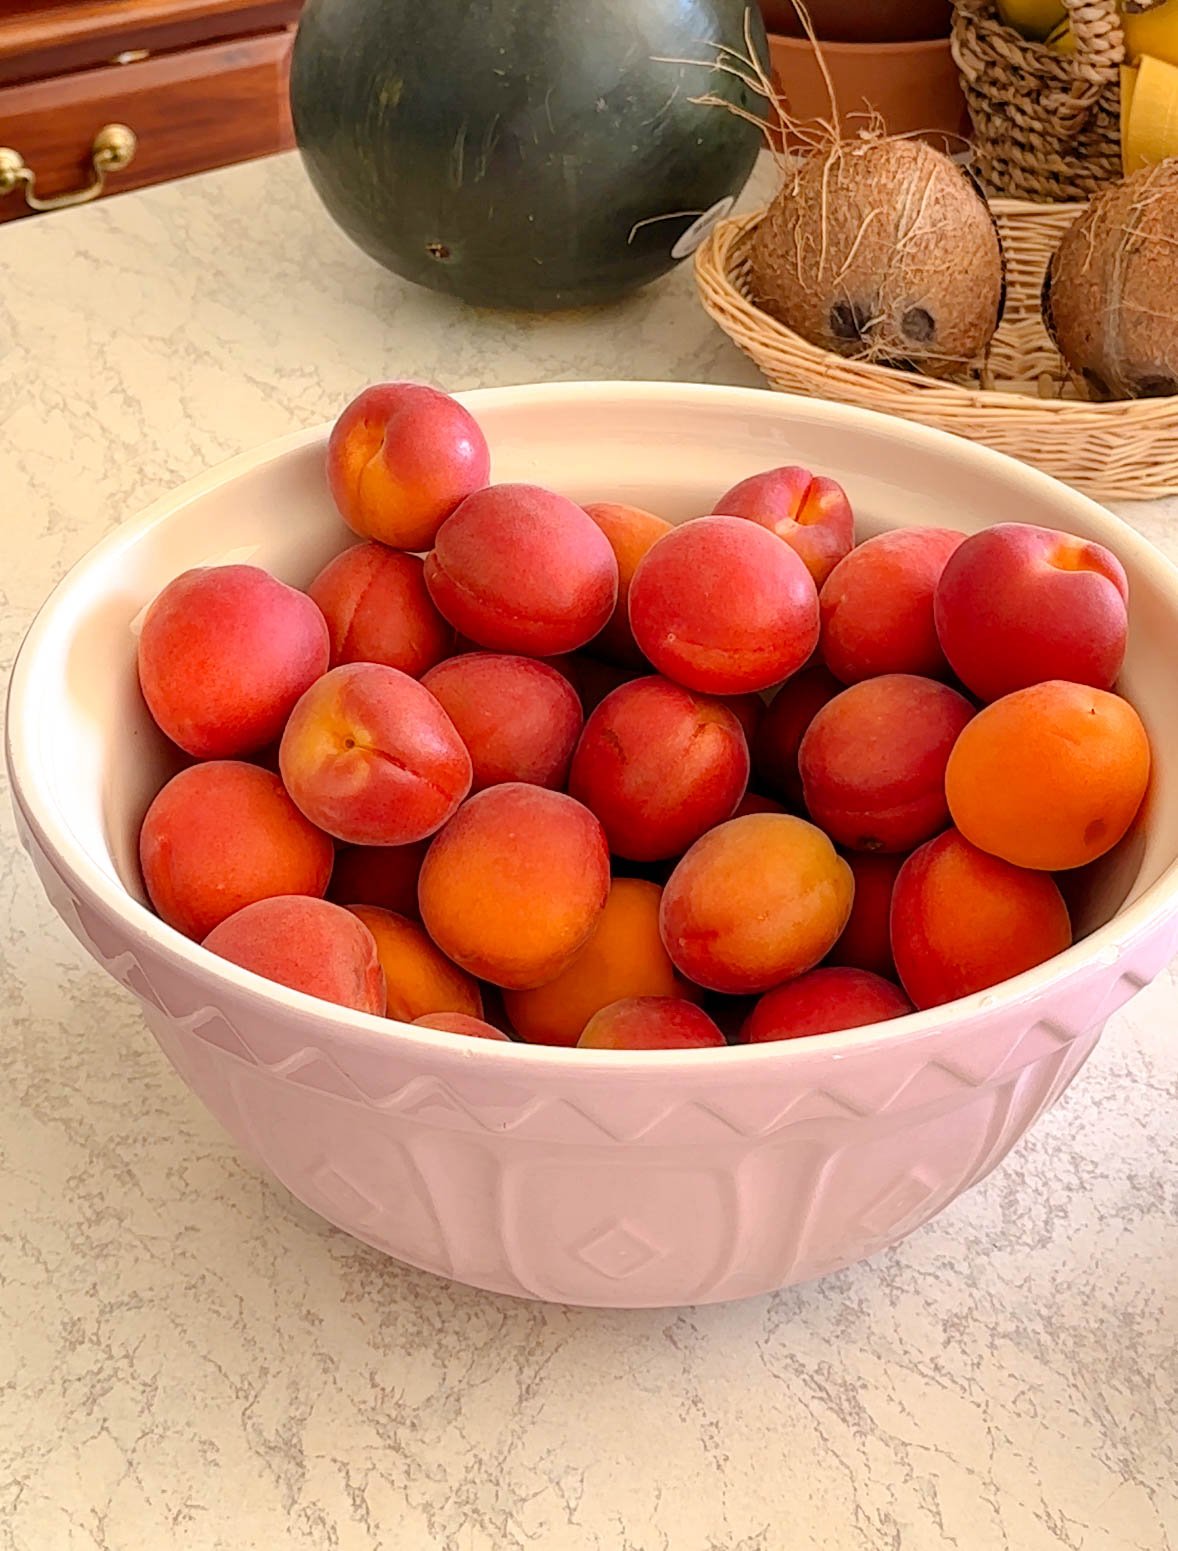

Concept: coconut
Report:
left=1044, top=160, right=1178, bottom=401
left=748, top=137, right=1006, bottom=378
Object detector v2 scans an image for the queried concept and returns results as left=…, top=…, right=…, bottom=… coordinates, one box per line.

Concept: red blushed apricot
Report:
left=202, top=896, right=386, bottom=1013
left=421, top=653, right=583, bottom=791
left=628, top=517, right=819, bottom=694
left=412, top=1012, right=511, bottom=1041
left=934, top=523, right=1129, bottom=703
left=578, top=997, right=725, bottom=1050
left=418, top=784, right=610, bottom=988
left=946, top=681, right=1151, bottom=870
left=819, top=527, right=964, bottom=683
left=328, top=841, right=428, bottom=918
left=424, top=483, right=618, bottom=655
left=713, top=465, right=855, bottom=587
left=891, top=830, right=1072, bottom=1008
left=827, top=852, right=906, bottom=977
left=503, top=877, right=693, bottom=1047
left=583, top=501, right=671, bottom=665
left=661, top=814, right=854, bottom=993
left=799, top=674, right=974, bottom=852
left=279, top=663, right=471, bottom=845
left=138, top=565, right=329, bottom=758
left=347, top=906, right=482, bottom=1023
left=568, top=676, right=749, bottom=860
left=735, top=791, right=786, bottom=817
left=742, top=967, right=912, bottom=1043
left=327, top=382, right=490, bottom=550
left=140, top=761, right=333, bottom=940
left=308, top=543, right=452, bottom=676
left=752, top=664, right=841, bottom=806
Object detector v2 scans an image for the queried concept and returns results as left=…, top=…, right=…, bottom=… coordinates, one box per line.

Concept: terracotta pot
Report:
left=766, top=33, right=970, bottom=153
left=760, top=1, right=952, bottom=42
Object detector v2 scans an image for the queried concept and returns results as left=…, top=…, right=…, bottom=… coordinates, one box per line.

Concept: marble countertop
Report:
left=2, top=151, right=1176, bottom=1551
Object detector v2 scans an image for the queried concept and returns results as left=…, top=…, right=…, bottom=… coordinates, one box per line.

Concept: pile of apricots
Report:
left=135, top=382, right=1152, bottom=1050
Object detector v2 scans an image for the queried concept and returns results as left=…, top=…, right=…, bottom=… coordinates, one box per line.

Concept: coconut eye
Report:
left=829, top=301, right=870, bottom=342
left=901, top=307, right=935, bottom=343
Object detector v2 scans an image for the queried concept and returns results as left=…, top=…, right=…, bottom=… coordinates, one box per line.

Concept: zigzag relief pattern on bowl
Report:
left=143, top=1025, right=1097, bottom=1304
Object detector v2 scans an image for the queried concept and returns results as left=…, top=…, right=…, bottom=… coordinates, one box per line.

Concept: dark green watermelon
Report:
left=290, top=0, right=768, bottom=310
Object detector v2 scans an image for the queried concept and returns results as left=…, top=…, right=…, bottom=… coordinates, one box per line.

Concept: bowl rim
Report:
left=9, top=378, right=1178, bottom=1074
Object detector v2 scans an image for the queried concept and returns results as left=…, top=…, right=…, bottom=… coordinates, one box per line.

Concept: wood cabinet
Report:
left=0, top=1, right=302, bottom=223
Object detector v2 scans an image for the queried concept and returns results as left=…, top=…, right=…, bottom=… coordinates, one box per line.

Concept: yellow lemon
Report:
left=997, top=0, right=1067, bottom=40
left=1047, top=1, right=1178, bottom=62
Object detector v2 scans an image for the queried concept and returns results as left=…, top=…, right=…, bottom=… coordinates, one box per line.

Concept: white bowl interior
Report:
left=12, top=382, right=1178, bottom=1031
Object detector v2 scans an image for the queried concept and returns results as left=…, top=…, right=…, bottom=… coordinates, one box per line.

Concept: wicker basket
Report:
left=695, top=202, right=1178, bottom=502
left=951, top=0, right=1124, bottom=199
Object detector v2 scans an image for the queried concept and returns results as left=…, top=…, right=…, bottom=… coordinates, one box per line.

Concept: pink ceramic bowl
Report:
left=9, top=382, right=1178, bottom=1308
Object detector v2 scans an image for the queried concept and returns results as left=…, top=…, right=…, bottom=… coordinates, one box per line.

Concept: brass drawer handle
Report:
left=0, top=124, right=137, bottom=212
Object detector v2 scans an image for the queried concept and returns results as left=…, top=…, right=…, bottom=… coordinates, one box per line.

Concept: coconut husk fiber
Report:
left=1045, top=159, right=1178, bottom=401
left=748, top=136, right=1006, bottom=378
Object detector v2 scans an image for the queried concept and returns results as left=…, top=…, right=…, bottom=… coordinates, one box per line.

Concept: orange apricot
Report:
left=503, top=877, right=692, bottom=1047
left=660, top=814, right=854, bottom=994
left=582, top=501, right=672, bottom=665
left=347, top=906, right=483, bottom=1024
left=418, top=784, right=610, bottom=988
left=945, top=681, right=1150, bottom=870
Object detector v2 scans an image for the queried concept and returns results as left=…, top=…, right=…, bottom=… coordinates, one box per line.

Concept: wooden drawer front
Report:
left=0, top=31, right=294, bottom=223
left=0, top=1, right=304, bottom=88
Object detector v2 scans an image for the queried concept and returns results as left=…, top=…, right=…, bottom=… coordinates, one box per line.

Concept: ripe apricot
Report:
left=578, top=997, right=725, bottom=1050
left=328, top=841, right=428, bottom=918
left=279, top=663, right=472, bottom=845
left=799, top=674, right=974, bottom=852
left=504, top=877, right=691, bottom=1047
left=422, top=652, right=583, bottom=792
left=347, top=906, right=482, bottom=1024
left=713, top=465, right=854, bottom=587
left=582, top=501, right=671, bottom=665
left=308, top=542, right=451, bottom=676
left=827, top=851, right=905, bottom=978
left=819, top=527, right=964, bottom=683
left=742, top=967, right=911, bottom=1043
left=752, top=664, right=841, bottom=807
left=202, top=896, right=386, bottom=1013
left=891, top=831, right=1072, bottom=1008
left=140, top=761, right=333, bottom=940
left=327, top=382, right=490, bottom=550
left=945, top=680, right=1150, bottom=870
left=660, top=814, right=853, bottom=994
left=418, top=784, right=610, bottom=988
left=628, top=517, right=819, bottom=694
left=413, top=1012, right=511, bottom=1040
left=567, top=676, right=749, bottom=861
left=934, top=523, right=1129, bottom=702
left=138, top=565, right=328, bottom=758
left=424, top=484, right=618, bottom=655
